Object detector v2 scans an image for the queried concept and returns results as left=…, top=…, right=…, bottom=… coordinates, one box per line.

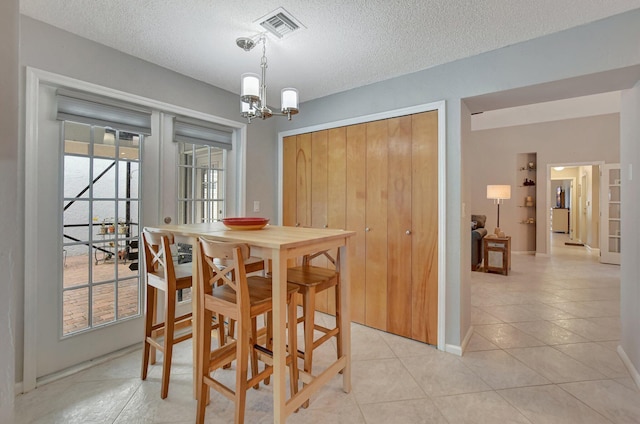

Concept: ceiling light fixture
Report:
left=237, top=34, right=298, bottom=123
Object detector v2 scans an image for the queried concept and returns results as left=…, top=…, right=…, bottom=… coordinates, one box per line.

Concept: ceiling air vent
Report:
left=256, top=7, right=305, bottom=39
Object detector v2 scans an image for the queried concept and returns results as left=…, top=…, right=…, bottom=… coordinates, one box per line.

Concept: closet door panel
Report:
left=282, top=136, right=297, bottom=227
left=346, top=124, right=367, bottom=324
left=365, top=120, right=389, bottom=331
left=296, top=133, right=312, bottom=228
left=311, top=130, right=330, bottom=312
left=411, top=111, right=439, bottom=344
left=386, top=116, right=413, bottom=337
left=326, top=127, right=347, bottom=315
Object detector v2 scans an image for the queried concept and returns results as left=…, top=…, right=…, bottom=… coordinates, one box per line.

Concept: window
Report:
left=177, top=142, right=226, bottom=224
left=62, top=121, right=142, bottom=335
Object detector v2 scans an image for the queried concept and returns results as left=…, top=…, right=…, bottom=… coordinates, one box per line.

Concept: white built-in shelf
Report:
left=609, top=235, right=621, bottom=239
left=609, top=218, right=621, bottom=221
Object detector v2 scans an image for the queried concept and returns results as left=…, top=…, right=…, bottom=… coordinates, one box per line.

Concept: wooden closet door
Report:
left=296, top=133, right=312, bottom=228
left=282, top=136, right=297, bottom=227
left=311, top=130, right=330, bottom=311
left=365, top=120, right=388, bottom=330
left=326, top=127, right=346, bottom=315
left=346, top=124, right=366, bottom=324
left=386, top=116, right=413, bottom=337
left=411, top=111, right=439, bottom=344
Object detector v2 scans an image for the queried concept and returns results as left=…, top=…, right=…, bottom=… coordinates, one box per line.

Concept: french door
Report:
left=32, top=84, right=147, bottom=379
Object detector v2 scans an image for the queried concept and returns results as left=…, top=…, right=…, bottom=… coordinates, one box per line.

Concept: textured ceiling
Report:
left=20, top=1, right=640, bottom=104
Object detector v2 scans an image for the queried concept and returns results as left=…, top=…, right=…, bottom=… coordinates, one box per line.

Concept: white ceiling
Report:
left=20, top=1, right=640, bottom=104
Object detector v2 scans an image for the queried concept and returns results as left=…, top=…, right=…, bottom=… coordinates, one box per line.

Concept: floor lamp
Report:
left=487, top=185, right=511, bottom=236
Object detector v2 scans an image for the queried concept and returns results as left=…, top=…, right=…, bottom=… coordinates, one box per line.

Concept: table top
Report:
left=149, top=222, right=356, bottom=250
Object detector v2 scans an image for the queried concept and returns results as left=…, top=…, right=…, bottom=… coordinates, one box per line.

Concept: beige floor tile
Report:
left=471, top=306, right=503, bottom=325
left=360, top=398, right=449, bottom=424
left=287, top=405, right=366, bottom=424
left=401, top=350, right=491, bottom=396
left=351, top=358, right=426, bottom=404
left=16, top=378, right=141, bottom=424
left=554, top=342, right=629, bottom=378
left=519, top=303, right=577, bottom=320
left=560, top=380, right=640, bottom=424
left=510, top=321, right=587, bottom=345
left=460, top=350, right=549, bottom=390
left=505, top=346, right=605, bottom=383
left=378, top=330, right=439, bottom=358
left=479, top=304, right=543, bottom=323
left=350, top=323, right=396, bottom=361
left=552, top=300, right=620, bottom=318
left=434, top=391, right=532, bottom=423
left=466, top=332, right=500, bottom=352
left=474, top=323, right=546, bottom=349
left=552, top=318, right=620, bottom=341
left=498, top=385, right=611, bottom=424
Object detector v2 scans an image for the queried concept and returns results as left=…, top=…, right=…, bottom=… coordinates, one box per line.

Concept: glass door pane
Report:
left=62, top=122, right=142, bottom=336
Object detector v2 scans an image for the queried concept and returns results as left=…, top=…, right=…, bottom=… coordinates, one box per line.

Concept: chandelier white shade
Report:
left=237, top=34, right=299, bottom=122
left=240, top=73, right=260, bottom=102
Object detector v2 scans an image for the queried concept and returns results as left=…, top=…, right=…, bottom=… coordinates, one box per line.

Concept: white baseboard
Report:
left=17, top=343, right=140, bottom=395
left=446, top=326, right=474, bottom=357
left=618, top=345, right=640, bottom=390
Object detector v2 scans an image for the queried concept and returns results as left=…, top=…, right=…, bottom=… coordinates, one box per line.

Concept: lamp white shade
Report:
left=281, top=88, right=299, bottom=111
left=241, top=100, right=255, bottom=115
left=487, top=185, right=511, bottom=200
left=240, top=73, right=260, bottom=100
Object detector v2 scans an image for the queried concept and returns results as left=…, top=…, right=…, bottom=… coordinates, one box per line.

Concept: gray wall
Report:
left=468, top=114, right=619, bottom=252
left=1, top=1, right=18, bottom=420
left=620, top=80, right=640, bottom=381
left=9, top=8, right=640, bottom=390
left=15, top=16, right=279, bottom=381
left=276, top=10, right=640, bottom=346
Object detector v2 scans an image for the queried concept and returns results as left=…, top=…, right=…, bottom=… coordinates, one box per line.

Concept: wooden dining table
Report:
left=146, top=222, right=355, bottom=423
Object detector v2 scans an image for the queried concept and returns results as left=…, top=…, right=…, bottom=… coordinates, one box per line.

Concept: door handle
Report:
left=406, top=230, right=412, bottom=235
left=163, top=217, right=172, bottom=224
left=324, top=224, right=328, bottom=228
left=365, top=227, right=371, bottom=232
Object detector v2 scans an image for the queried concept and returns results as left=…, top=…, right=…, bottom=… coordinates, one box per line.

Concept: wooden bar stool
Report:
left=286, top=250, right=341, bottom=401
left=140, top=229, right=193, bottom=399
left=195, top=237, right=299, bottom=424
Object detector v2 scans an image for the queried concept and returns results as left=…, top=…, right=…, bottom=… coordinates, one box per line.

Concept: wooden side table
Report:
left=483, top=236, right=511, bottom=275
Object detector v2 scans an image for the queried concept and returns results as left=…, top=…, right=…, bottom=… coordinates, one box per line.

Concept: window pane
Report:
left=64, top=245, right=89, bottom=288
left=93, top=241, right=116, bottom=282
left=64, top=156, right=90, bottom=198
left=63, top=287, right=89, bottom=335
left=92, top=283, right=116, bottom=326
left=64, top=122, right=91, bottom=156
left=63, top=199, right=90, bottom=243
left=178, top=142, right=192, bottom=165
left=118, top=161, right=139, bottom=199
left=93, top=128, right=117, bottom=159
left=93, top=158, right=116, bottom=198
left=119, top=132, right=140, bottom=161
left=118, top=278, right=139, bottom=319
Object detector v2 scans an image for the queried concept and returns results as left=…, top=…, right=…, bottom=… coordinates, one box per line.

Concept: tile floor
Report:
left=14, top=234, right=640, bottom=423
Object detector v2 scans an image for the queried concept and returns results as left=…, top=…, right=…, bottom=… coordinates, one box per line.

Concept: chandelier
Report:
left=236, top=34, right=299, bottom=122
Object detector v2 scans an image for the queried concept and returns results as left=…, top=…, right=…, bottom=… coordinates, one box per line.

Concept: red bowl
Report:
left=222, top=217, right=269, bottom=230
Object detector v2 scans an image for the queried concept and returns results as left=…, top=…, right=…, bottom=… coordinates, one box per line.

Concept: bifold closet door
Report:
left=345, top=124, right=367, bottom=324
left=411, top=111, right=438, bottom=344
left=387, top=116, right=413, bottom=338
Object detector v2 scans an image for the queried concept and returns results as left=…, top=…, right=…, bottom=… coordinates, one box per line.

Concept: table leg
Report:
left=338, top=242, right=351, bottom=393
left=191, top=237, right=200, bottom=399
left=272, top=250, right=287, bottom=423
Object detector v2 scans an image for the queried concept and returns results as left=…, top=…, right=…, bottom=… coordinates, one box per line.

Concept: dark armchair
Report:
left=471, top=214, right=488, bottom=271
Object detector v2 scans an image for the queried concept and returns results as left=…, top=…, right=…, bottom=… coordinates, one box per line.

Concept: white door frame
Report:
left=23, top=67, right=247, bottom=392
left=545, top=161, right=604, bottom=255
left=275, top=101, right=447, bottom=351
